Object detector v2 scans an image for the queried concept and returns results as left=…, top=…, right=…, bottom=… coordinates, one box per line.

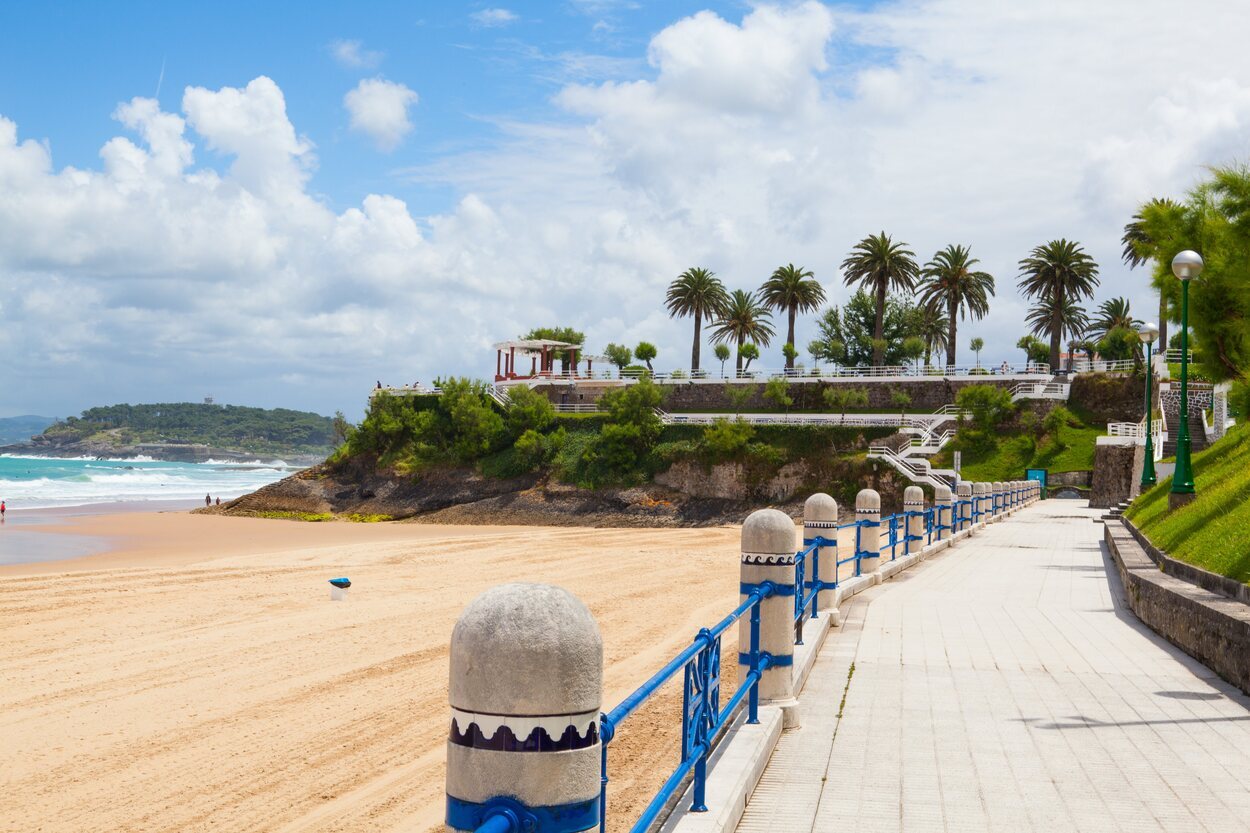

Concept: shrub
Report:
left=763, top=378, right=793, bottom=412
left=955, top=384, right=1015, bottom=431
left=505, top=385, right=555, bottom=437
left=701, top=418, right=755, bottom=459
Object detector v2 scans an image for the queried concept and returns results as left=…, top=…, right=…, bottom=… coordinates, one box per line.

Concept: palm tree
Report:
left=1086, top=297, right=1142, bottom=344
left=1025, top=292, right=1089, bottom=370
left=1121, top=197, right=1183, bottom=354
left=665, top=267, right=730, bottom=374
left=710, top=289, right=775, bottom=375
left=1017, top=239, right=1100, bottom=370
left=841, top=232, right=920, bottom=366
left=969, top=337, right=985, bottom=369
left=918, top=244, right=995, bottom=368
left=915, top=304, right=949, bottom=368
left=760, top=264, right=825, bottom=370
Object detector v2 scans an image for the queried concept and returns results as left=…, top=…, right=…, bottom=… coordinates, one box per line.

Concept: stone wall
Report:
left=1089, top=443, right=1143, bottom=508
left=1068, top=372, right=1146, bottom=422
left=1105, top=520, right=1250, bottom=695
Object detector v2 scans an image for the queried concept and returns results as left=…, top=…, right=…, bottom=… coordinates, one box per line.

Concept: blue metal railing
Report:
left=598, top=585, right=776, bottom=833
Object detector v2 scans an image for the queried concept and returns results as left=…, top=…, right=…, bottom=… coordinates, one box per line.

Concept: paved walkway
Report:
left=737, top=502, right=1250, bottom=833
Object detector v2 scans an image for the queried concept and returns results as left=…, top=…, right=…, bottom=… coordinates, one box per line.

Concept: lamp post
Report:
left=1169, top=250, right=1202, bottom=508
left=1139, top=322, right=1159, bottom=487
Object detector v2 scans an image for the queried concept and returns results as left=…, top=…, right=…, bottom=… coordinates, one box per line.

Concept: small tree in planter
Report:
left=714, top=343, right=731, bottom=378
left=764, top=377, right=794, bottom=415
left=890, top=388, right=912, bottom=419
left=634, top=341, right=658, bottom=372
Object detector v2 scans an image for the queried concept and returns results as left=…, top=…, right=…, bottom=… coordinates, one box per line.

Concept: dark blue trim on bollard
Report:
left=447, top=795, right=599, bottom=833
left=737, top=652, right=792, bottom=667
left=740, top=581, right=794, bottom=597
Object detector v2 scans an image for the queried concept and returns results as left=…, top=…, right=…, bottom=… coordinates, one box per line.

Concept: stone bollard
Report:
left=739, top=508, right=800, bottom=727
left=934, top=485, right=953, bottom=541
left=447, top=583, right=602, bottom=832
left=803, top=493, right=838, bottom=613
left=855, top=489, right=881, bottom=576
left=904, top=485, right=925, bottom=555
left=974, top=482, right=989, bottom=525
left=992, top=482, right=1004, bottom=517
left=957, top=482, right=973, bottom=532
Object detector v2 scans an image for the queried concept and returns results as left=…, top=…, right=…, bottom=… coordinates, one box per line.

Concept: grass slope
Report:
left=931, top=409, right=1102, bottom=482
left=1125, top=421, right=1250, bottom=584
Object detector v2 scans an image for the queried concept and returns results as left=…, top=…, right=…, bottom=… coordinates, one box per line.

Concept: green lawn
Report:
left=1125, top=421, right=1250, bottom=585
left=931, top=418, right=1101, bottom=482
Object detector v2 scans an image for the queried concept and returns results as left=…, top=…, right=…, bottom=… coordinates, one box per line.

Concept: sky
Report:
left=2, top=0, right=1250, bottom=420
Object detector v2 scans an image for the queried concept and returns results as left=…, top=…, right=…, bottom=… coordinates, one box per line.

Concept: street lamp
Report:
left=1138, top=322, right=1159, bottom=487
left=1169, top=250, right=1202, bottom=507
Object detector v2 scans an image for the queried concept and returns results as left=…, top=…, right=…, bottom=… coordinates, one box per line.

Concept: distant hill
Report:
left=5, top=403, right=338, bottom=463
left=0, top=415, right=56, bottom=446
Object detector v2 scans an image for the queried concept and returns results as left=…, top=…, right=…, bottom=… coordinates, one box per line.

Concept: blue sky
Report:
left=1, top=1, right=1247, bottom=420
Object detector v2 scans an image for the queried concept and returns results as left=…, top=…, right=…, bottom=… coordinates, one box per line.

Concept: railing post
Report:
left=957, top=482, right=972, bottom=533
left=973, top=482, right=988, bottom=526
left=855, top=489, right=881, bottom=576
left=739, top=508, right=800, bottom=728
left=990, top=481, right=1002, bottom=518
left=803, top=493, right=838, bottom=612
left=934, top=485, right=952, bottom=541
left=904, top=485, right=925, bottom=555
left=446, top=583, right=602, bottom=833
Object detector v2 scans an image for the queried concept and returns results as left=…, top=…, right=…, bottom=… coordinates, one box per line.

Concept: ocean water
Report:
left=0, top=455, right=298, bottom=510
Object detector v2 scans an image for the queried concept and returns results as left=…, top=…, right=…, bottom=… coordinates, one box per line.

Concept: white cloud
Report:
left=470, top=8, right=519, bottom=28
left=330, top=38, right=383, bottom=70
left=6, top=2, right=1250, bottom=418
left=343, top=78, right=419, bottom=151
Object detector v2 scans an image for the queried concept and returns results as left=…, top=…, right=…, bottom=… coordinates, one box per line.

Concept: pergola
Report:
left=493, top=339, right=593, bottom=381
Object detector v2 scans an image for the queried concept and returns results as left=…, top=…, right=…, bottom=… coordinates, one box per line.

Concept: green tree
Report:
left=1122, top=197, right=1184, bottom=354
left=634, top=341, right=657, bottom=372
left=332, top=410, right=352, bottom=445
left=763, top=377, right=793, bottom=414
left=504, top=384, right=555, bottom=437
left=969, top=337, right=984, bottom=369
left=1087, top=297, right=1142, bottom=344
left=890, top=388, right=912, bottom=418
left=823, top=386, right=869, bottom=418
left=442, top=378, right=508, bottom=462
left=760, top=263, right=825, bottom=370
left=812, top=290, right=921, bottom=366
left=714, top=343, right=731, bottom=378
left=724, top=383, right=756, bottom=416
left=586, top=378, right=667, bottom=479
left=711, top=289, right=774, bottom=375
left=522, top=326, right=585, bottom=365
left=915, top=304, right=950, bottom=368
left=918, top=244, right=995, bottom=368
left=1097, top=325, right=1141, bottom=363
left=1017, top=240, right=1101, bottom=370
left=666, top=267, right=730, bottom=374
left=701, top=417, right=755, bottom=458
left=781, top=342, right=799, bottom=369
left=955, top=384, right=1015, bottom=432
left=901, top=336, right=925, bottom=372
left=604, top=343, right=633, bottom=372
left=1042, top=405, right=1077, bottom=449
left=1016, top=335, right=1048, bottom=366
left=1025, top=292, right=1089, bottom=368
left=738, top=342, right=761, bottom=373
left=842, top=232, right=921, bottom=365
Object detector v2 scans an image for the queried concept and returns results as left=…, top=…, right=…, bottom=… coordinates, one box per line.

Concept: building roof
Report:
left=492, top=339, right=579, bottom=352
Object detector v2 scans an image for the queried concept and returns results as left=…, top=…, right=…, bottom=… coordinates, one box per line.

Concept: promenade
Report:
left=737, top=502, right=1250, bottom=833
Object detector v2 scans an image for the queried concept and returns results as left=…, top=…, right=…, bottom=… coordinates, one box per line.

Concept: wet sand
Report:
left=0, top=511, right=744, bottom=832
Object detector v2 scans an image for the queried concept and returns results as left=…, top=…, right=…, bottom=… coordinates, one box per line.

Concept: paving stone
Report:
left=735, top=502, right=1250, bottom=833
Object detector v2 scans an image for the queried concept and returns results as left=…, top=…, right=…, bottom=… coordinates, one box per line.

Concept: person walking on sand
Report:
left=1, top=500, right=5, bottom=518
left=205, top=494, right=212, bottom=507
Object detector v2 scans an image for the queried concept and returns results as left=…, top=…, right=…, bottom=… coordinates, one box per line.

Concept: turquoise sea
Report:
left=0, top=455, right=297, bottom=510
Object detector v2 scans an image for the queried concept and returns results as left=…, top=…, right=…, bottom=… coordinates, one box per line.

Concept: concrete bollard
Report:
left=904, top=485, right=925, bottom=555
left=855, top=489, right=881, bottom=576
left=739, top=508, right=800, bottom=727
left=446, top=583, right=603, bottom=832
left=957, top=482, right=972, bottom=532
left=803, top=493, right=839, bottom=612
left=974, top=482, right=989, bottom=525
left=934, top=485, right=953, bottom=541
left=992, top=482, right=1004, bottom=517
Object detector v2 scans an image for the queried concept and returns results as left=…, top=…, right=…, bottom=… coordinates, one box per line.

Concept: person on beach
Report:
left=215, top=497, right=221, bottom=506
left=205, top=494, right=211, bottom=507
left=1, top=500, right=5, bottom=518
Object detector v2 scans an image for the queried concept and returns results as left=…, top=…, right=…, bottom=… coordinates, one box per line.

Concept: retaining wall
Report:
left=1104, top=520, right=1250, bottom=695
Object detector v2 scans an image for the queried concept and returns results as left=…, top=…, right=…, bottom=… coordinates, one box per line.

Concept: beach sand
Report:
left=0, top=512, right=744, bottom=832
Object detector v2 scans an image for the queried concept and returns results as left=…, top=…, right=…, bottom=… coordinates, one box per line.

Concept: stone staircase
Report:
left=1161, top=410, right=1208, bottom=456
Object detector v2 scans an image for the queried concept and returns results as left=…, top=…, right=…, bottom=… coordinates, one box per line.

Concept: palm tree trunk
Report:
left=1050, top=287, right=1063, bottom=371
left=736, top=336, right=744, bottom=375
left=947, top=297, right=958, bottom=368
left=691, top=312, right=702, bottom=372
left=873, top=283, right=887, bottom=365
left=786, top=306, right=797, bottom=369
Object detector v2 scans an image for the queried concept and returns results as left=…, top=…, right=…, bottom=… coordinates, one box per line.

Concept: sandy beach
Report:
left=0, top=511, right=744, bottom=833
